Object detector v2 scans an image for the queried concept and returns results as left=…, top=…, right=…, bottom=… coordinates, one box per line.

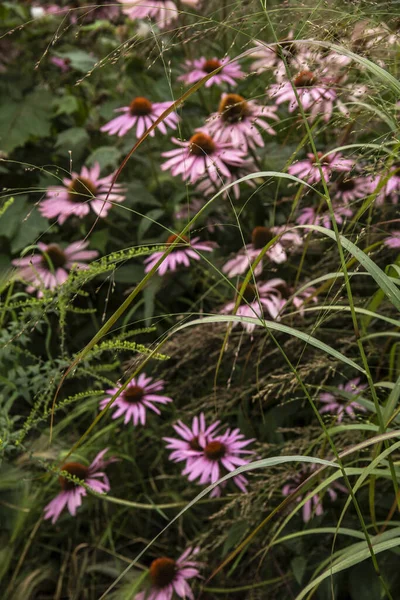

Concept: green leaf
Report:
left=53, top=94, right=80, bottom=116
left=349, top=562, right=383, bottom=600
left=0, top=90, right=53, bottom=153
left=0, top=197, right=48, bottom=253
left=291, top=556, right=307, bottom=585
left=55, top=127, right=90, bottom=157
left=86, top=146, right=121, bottom=170
left=55, top=50, right=97, bottom=73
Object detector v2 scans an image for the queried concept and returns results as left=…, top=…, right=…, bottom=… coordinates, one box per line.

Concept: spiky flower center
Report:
left=189, top=133, right=216, bottom=156
left=252, top=226, right=273, bottom=250
left=67, top=177, right=97, bottom=203
left=189, top=436, right=202, bottom=451
left=203, top=59, right=221, bottom=73
left=204, top=440, right=226, bottom=460
left=293, top=70, right=317, bottom=87
left=219, top=93, right=249, bottom=123
left=129, top=97, right=153, bottom=116
left=166, top=234, right=189, bottom=245
left=336, top=177, right=355, bottom=192
left=237, top=282, right=257, bottom=304
left=123, top=385, right=144, bottom=404
left=41, top=244, right=67, bottom=269
left=59, top=462, right=89, bottom=491
left=150, top=557, right=177, bottom=588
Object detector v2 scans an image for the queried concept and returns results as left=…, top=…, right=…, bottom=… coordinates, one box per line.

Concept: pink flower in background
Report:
left=43, top=449, right=115, bottom=524
left=221, top=279, right=286, bottom=333
left=100, top=374, right=172, bottom=426
left=161, top=131, right=246, bottom=184
left=288, top=152, right=354, bottom=184
left=204, top=93, right=278, bottom=151
left=50, top=56, right=71, bottom=72
left=39, top=163, right=126, bottom=225
left=282, top=465, right=346, bottom=522
left=135, top=547, right=200, bottom=600
left=268, top=67, right=341, bottom=122
left=384, top=231, right=400, bottom=249
left=370, top=167, right=400, bottom=205
left=319, top=378, right=367, bottom=421
left=144, top=234, right=216, bottom=276
left=182, top=427, right=255, bottom=497
left=178, top=56, right=244, bottom=88
left=12, top=241, right=98, bottom=297
left=164, top=414, right=221, bottom=465
left=296, top=203, right=353, bottom=229
left=334, top=175, right=374, bottom=203
left=101, top=97, right=179, bottom=138
left=119, top=0, right=198, bottom=29
left=223, top=226, right=303, bottom=278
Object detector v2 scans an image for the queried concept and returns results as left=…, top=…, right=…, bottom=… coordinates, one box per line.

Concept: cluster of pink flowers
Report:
left=13, top=20, right=393, bottom=591
left=164, top=413, right=255, bottom=496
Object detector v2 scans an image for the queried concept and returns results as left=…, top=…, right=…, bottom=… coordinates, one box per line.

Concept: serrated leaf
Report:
left=0, top=90, right=53, bottom=153
left=55, top=127, right=90, bottom=159
left=86, top=146, right=121, bottom=170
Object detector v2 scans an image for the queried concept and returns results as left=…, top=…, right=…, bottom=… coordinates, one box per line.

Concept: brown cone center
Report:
left=219, top=93, right=249, bottom=123
left=59, top=462, right=89, bottom=491
left=166, top=234, right=189, bottom=245
left=293, top=70, right=317, bottom=87
left=336, top=177, right=355, bottom=192
left=189, top=436, right=202, bottom=451
left=204, top=440, right=226, bottom=460
left=123, top=385, right=144, bottom=404
left=251, top=226, right=273, bottom=250
left=189, top=133, right=216, bottom=156
left=129, top=97, right=153, bottom=116
left=203, top=59, right=221, bottom=73
left=68, top=177, right=97, bottom=203
left=150, top=557, right=177, bottom=588
left=41, top=244, right=67, bottom=269
left=238, top=283, right=257, bottom=304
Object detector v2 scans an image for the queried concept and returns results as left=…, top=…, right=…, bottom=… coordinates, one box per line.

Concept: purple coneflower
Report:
left=163, top=413, right=221, bottom=465
left=178, top=56, right=244, bottom=88
left=222, top=226, right=303, bottom=278
left=370, top=167, right=400, bottom=205
left=135, top=547, right=200, bottom=600
left=268, top=67, right=341, bottom=122
left=12, top=241, right=98, bottom=297
left=384, top=231, right=400, bottom=249
left=181, top=427, right=255, bottom=496
left=296, top=203, right=353, bottom=229
left=319, top=378, right=367, bottom=422
left=100, top=374, right=172, bottom=426
left=43, top=449, right=115, bottom=524
left=204, top=93, right=278, bottom=151
left=39, top=162, right=126, bottom=224
left=100, top=96, right=179, bottom=138
left=250, top=34, right=301, bottom=73
left=144, top=234, right=215, bottom=276
left=161, top=131, right=246, bottom=185
left=275, top=282, right=318, bottom=317
left=282, top=465, right=346, bottom=522
left=288, top=151, right=354, bottom=184
left=221, top=279, right=286, bottom=333
left=119, top=0, right=198, bottom=29
left=334, top=175, right=374, bottom=203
